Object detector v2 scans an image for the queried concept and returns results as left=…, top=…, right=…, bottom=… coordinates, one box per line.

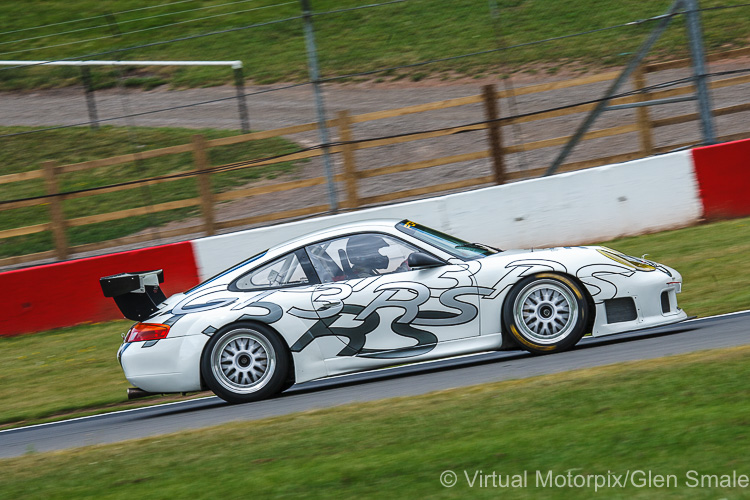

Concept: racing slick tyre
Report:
left=201, top=322, right=290, bottom=404
left=502, top=273, right=589, bottom=355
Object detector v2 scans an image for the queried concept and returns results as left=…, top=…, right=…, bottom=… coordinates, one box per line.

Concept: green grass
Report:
left=0, top=125, right=303, bottom=258
left=2, top=345, right=750, bottom=499
left=1, top=215, right=748, bottom=430
left=597, top=217, right=750, bottom=318
left=0, top=1, right=747, bottom=90
left=0, top=321, right=169, bottom=426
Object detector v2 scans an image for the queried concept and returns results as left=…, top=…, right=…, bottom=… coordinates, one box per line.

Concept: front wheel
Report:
left=502, top=273, right=589, bottom=354
left=201, top=322, right=290, bottom=404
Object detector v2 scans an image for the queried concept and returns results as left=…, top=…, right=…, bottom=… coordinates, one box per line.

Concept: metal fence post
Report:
left=684, top=0, right=716, bottom=145
left=545, top=0, right=682, bottom=176
left=80, top=66, right=99, bottom=130
left=482, top=84, right=506, bottom=185
left=233, top=64, right=250, bottom=133
left=301, top=0, right=338, bottom=213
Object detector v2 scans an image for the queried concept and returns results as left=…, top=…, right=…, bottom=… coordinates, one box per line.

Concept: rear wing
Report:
left=100, top=270, right=167, bottom=321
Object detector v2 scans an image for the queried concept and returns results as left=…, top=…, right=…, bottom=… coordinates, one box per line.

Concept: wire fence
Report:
left=0, top=1, right=745, bottom=136
left=4, top=65, right=749, bottom=206
left=2, top=0, right=750, bottom=266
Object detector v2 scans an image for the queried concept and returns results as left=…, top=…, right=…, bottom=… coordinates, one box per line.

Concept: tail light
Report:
left=125, top=323, right=170, bottom=342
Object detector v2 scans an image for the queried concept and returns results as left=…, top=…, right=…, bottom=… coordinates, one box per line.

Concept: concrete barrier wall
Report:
left=5, top=140, right=747, bottom=336
left=193, top=150, right=701, bottom=279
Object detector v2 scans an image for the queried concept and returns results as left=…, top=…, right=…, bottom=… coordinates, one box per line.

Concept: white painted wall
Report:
left=193, top=151, right=702, bottom=279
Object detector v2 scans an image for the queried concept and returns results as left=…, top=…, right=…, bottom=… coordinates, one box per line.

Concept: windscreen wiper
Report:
left=456, top=242, right=502, bottom=253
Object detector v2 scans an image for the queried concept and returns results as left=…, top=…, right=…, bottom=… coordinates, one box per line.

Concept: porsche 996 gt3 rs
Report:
left=100, top=219, right=687, bottom=403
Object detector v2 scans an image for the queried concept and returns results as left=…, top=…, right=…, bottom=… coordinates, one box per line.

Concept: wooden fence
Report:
left=3, top=47, right=750, bottom=268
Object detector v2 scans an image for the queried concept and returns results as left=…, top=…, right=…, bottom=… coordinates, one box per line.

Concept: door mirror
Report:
left=407, top=252, right=445, bottom=269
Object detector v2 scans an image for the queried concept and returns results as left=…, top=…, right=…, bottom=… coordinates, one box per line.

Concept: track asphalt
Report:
left=1, top=311, right=748, bottom=459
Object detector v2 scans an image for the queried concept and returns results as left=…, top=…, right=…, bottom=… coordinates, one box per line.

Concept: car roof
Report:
left=267, top=218, right=404, bottom=257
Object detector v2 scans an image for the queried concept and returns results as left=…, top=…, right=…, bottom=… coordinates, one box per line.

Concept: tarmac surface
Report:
left=1, top=311, right=748, bottom=459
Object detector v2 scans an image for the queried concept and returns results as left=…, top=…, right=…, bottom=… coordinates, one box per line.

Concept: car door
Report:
left=301, top=233, right=485, bottom=362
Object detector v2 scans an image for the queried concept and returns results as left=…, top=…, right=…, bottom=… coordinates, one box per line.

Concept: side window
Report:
left=306, top=233, right=420, bottom=283
left=233, top=251, right=310, bottom=290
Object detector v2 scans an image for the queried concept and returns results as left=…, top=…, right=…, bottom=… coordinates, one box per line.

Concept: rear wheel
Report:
left=502, top=273, right=589, bottom=354
left=201, top=322, right=290, bottom=404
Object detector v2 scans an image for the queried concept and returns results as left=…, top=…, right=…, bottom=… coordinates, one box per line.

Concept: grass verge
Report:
left=0, top=215, right=748, bottom=429
left=2, top=345, right=750, bottom=498
left=0, top=1, right=747, bottom=89
left=0, top=321, right=210, bottom=428
left=0, top=125, right=303, bottom=258
left=597, top=217, right=750, bottom=318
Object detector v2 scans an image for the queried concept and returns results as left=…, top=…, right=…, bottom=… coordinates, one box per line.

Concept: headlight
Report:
left=598, top=248, right=656, bottom=271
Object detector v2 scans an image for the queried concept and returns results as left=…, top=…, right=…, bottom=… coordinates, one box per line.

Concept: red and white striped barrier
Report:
left=692, top=139, right=750, bottom=220
left=2, top=138, right=748, bottom=336
left=0, top=243, right=199, bottom=336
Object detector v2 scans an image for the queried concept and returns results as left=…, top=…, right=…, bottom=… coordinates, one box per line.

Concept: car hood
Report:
left=481, top=245, right=677, bottom=279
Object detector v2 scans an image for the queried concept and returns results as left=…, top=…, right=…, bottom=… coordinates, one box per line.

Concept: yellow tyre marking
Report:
left=509, top=272, right=588, bottom=353
left=510, top=324, right=556, bottom=352
left=535, top=273, right=583, bottom=300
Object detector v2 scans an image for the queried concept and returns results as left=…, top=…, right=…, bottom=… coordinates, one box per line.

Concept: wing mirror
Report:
left=407, top=252, right=445, bottom=269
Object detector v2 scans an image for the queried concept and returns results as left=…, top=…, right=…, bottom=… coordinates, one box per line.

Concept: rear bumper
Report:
left=118, top=334, right=208, bottom=393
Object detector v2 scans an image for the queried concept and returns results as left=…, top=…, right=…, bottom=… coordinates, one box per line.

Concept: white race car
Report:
left=101, top=219, right=687, bottom=403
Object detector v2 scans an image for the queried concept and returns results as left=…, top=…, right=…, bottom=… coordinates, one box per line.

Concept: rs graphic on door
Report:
left=297, top=232, right=488, bottom=361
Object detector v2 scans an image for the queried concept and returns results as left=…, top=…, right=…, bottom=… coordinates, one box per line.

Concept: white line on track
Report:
left=0, top=396, right=215, bottom=434
left=3, top=309, right=748, bottom=435
left=685, top=309, right=750, bottom=321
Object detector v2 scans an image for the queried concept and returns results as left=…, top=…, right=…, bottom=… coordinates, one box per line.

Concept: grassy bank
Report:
left=0, top=125, right=302, bottom=258
left=2, top=346, right=750, bottom=498
left=600, top=217, right=750, bottom=318
left=0, top=321, right=206, bottom=427
left=0, top=1, right=747, bottom=90
left=0, top=215, right=748, bottom=429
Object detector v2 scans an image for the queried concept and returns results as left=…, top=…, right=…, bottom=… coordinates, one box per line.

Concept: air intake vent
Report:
left=661, top=291, right=671, bottom=314
left=604, top=297, right=637, bottom=323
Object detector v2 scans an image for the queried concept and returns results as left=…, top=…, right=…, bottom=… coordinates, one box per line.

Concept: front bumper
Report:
left=118, top=334, right=208, bottom=393
left=590, top=268, right=687, bottom=337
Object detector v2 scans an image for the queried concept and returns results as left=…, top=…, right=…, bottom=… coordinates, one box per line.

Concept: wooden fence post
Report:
left=337, top=110, right=360, bottom=208
left=482, top=84, right=506, bottom=185
left=633, top=66, right=654, bottom=156
left=192, top=134, right=216, bottom=236
left=42, top=160, right=69, bottom=260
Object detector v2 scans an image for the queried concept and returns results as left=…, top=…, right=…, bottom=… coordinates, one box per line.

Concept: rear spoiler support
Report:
left=100, top=270, right=167, bottom=322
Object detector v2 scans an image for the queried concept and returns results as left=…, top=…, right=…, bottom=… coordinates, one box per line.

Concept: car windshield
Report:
left=185, top=250, right=268, bottom=294
left=396, top=220, right=499, bottom=260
